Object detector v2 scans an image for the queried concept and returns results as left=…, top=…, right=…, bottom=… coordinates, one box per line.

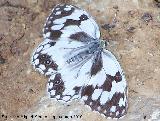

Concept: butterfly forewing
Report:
left=43, top=4, right=100, bottom=40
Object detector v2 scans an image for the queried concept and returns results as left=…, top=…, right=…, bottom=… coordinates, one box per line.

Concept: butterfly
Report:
left=31, top=4, right=128, bottom=119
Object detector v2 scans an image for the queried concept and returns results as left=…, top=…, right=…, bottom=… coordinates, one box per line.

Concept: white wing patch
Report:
left=31, top=3, right=128, bottom=119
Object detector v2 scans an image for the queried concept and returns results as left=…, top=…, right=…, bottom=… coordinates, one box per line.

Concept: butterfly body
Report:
left=31, top=4, right=128, bottom=119
left=66, top=40, right=102, bottom=65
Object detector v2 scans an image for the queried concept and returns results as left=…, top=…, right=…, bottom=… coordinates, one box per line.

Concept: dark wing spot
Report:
left=61, top=9, right=72, bottom=16
left=49, top=41, right=56, bottom=46
left=79, top=14, right=89, bottom=21
left=109, top=92, right=123, bottom=106
left=69, top=32, right=94, bottom=43
left=35, top=54, right=58, bottom=73
left=104, top=92, right=126, bottom=118
left=50, top=30, right=62, bottom=40
left=52, top=73, right=62, bottom=84
left=114, top=71, right=122, bottom=82
left=73, top=86, right=81, bottom=94
left=91, top=52, right=103, bottom=76
left=70, top=32, right=88, bottom=41
left=48, top=73, right=64, bottom=96
left=64, top=19, right=81, bottom=27
left=101, top=74, right=114, bottom=92
left=81, top=85, right=94, bottom=97
left=91, top=100, right=101, bottom=111
left=38, top=54, right=49, bottom=65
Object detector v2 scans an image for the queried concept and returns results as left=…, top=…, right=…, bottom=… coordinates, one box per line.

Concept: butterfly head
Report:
left=100, top=40, right=107, bottom=49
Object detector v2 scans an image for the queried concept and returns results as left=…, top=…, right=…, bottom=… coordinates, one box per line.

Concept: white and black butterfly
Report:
left=31, top=4, right=128, bottom=119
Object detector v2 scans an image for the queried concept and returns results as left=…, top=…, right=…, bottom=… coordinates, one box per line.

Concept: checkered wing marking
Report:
left=31, top=38, right=86, bottom=76
left=32, top=40, right=128, bottom=118
left=43, top=4, right=100, bottom=41
left=80, top=50, right=128, bottom=119
left=31, top=4, right=128, bottom=119
left=31, top=38, right=96, bottom=102
left=31, top=39, right=58, bottom=75
left=47, top=51, right=95, bottom=102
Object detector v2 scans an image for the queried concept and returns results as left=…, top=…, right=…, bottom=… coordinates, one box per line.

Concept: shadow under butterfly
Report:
left=31, top=4, right=128, bottom=119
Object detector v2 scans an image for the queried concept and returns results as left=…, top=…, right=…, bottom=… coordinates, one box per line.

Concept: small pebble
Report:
left=154, top=0, right=160, bottom=8
left=0, top=34, right=4, bottom=41
left=157, top=15, right=160, bottom=22
left=128, top=10, right=136, bottom=17
left=113, top=5, right=118, bottom=9
left=101, top=24, right=115, bottom=30
left=127, top=26, right=136, bottom=33
left=0, top=55, right=6, bottom=64
left=141, top=13, right=152, bottom=22
left=29, top=88, right=34, bottom=93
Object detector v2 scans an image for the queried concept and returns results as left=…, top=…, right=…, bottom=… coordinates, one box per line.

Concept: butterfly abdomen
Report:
left=66, top=49, right=94, bottom=65
left=66, top=52, right=86, bottom=64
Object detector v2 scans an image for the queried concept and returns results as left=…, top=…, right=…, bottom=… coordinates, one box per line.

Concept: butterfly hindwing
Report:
left=31, top=38, right=94, bottom=101
left=80, top=50, right=127, bottom=118
left=47, top=52, right=95, bottom=102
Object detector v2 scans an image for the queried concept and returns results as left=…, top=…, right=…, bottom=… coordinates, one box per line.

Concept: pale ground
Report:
left=0, top=0, right=160, bottom=121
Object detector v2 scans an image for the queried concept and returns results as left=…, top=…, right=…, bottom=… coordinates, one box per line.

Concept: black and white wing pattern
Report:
left=43, top=4, right=100, bottom=40
left=31, top=4, right=128, bottom=119
left=80, top=50, right=128, bottom=119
